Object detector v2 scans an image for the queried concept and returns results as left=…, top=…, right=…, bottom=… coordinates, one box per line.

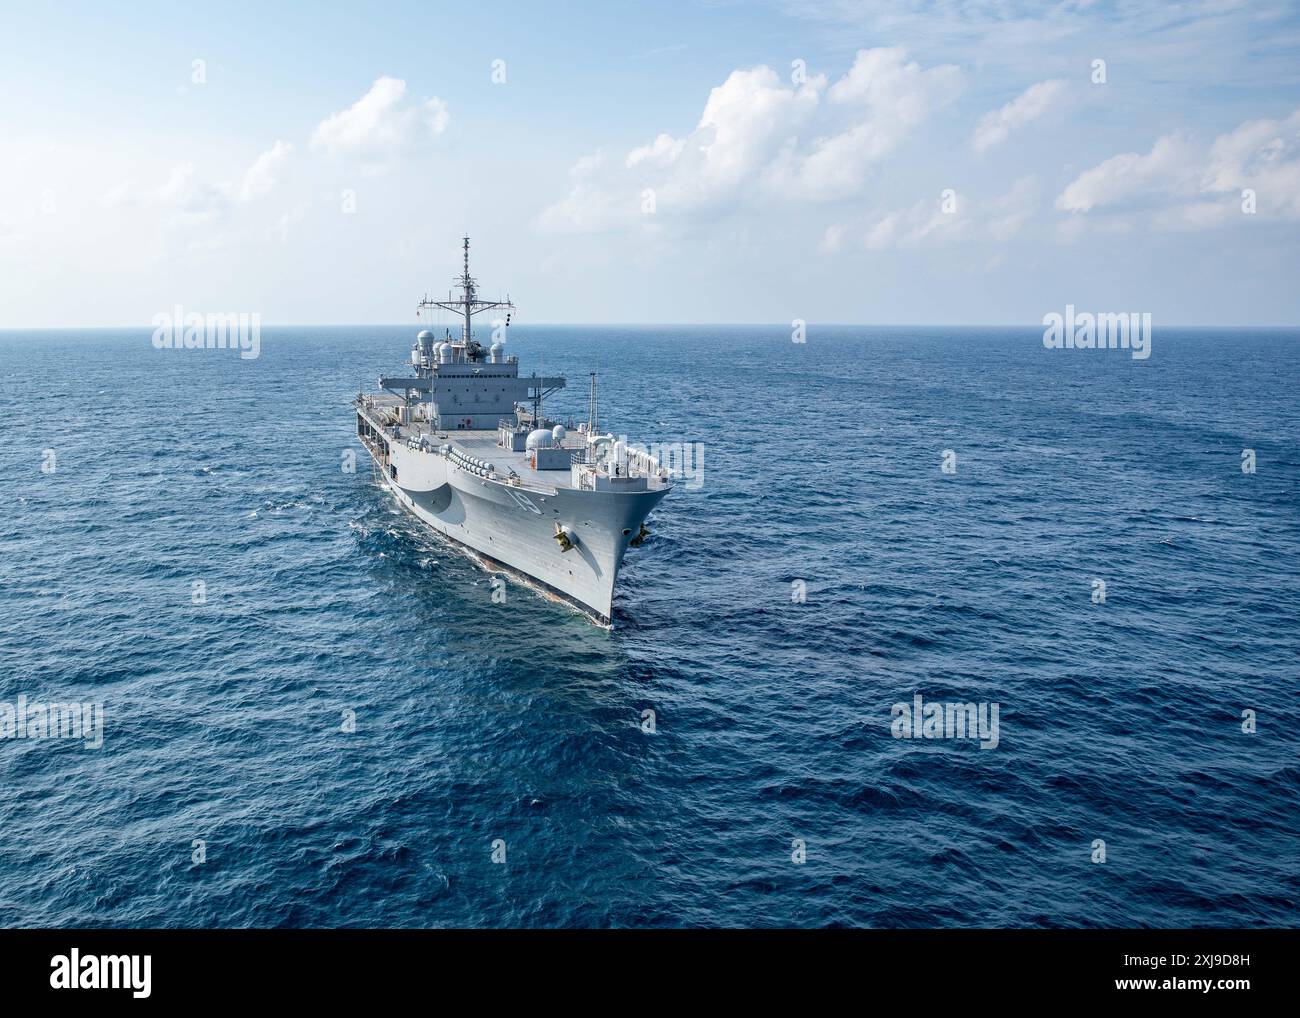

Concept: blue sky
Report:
left=2, top=0, right=1299, bottom=326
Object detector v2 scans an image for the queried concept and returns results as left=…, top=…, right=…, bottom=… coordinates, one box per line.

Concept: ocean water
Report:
left=0, top=324, right=1296, bottom=929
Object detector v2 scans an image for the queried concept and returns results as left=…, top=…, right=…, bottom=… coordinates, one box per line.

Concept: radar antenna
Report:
left=416, top=236, right=515, bottom=347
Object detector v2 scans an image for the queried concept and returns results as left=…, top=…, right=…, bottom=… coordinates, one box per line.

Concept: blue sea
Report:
left=0, top=324, right=1296, bottom=928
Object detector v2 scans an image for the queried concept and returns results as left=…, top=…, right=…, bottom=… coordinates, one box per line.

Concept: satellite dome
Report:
left=551, top=424, right=566, bottom=443
left=526, top=428, right=555, bottom=451
left=417, top=330, right=435, bottom=341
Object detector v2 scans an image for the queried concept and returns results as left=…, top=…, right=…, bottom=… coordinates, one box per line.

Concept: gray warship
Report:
left=354, top=238, right=672, bottom=625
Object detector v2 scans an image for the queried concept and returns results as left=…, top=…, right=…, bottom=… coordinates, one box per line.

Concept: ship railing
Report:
left=506, top=476, right=557, bottom=495
left=575, top=446, right=669, bottom=482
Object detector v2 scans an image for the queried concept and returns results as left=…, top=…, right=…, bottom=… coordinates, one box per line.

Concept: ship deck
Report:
left=357, top=394, right=584, bottom=494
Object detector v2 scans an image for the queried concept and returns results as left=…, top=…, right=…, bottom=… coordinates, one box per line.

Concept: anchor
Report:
left=554, top=522, right=576, bottom=552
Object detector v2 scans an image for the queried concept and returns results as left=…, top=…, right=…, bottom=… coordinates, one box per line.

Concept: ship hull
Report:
left=363, top=429, right=666, bottom=624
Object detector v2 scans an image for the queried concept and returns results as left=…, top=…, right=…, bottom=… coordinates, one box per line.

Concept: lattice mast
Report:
left=416, top=236, right=514, bottom=345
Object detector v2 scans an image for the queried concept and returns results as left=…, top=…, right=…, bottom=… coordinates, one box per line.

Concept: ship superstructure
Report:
left=354, top=238, right=671, bottom=624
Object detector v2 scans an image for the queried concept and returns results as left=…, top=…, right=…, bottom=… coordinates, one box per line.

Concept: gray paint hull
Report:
left=368, top=436, right=667, bottom=624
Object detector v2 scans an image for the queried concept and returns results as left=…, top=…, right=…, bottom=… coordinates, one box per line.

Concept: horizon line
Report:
left=2, top=321, right=1299, bottom=332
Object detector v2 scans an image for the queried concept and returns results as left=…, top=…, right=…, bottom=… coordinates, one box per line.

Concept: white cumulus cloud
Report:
left=539, top=48, right=961, bottom=233
left=626, top=134, right=685, bottom=168
left=769, top=47, right=962, bottom=202
left=971, top=78, right=1067, bottom=154
left=832, top=176, right=1040, bottom=252
left=1056, top=110, right=1300, bottom=227
left=158, top=162, right=230, bottom=226
left=240, top=140, right=293, bottom=202
left=1056, top=134, right=1199, bottom=213
left=310, top=77, right=450, bottom=160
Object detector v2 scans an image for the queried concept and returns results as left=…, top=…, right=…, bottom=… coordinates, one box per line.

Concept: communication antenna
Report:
left=415, top=235, right=514, bottom=347
left=588, top=372, right=598, bottom=433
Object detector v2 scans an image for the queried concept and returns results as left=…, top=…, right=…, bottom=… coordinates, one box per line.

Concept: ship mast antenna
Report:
left=415, top=235, right=515, bottom=347
left=588, top=372, right=598, bottom=433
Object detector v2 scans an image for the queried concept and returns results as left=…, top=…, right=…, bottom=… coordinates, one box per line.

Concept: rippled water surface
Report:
left=0, top=325, right=1296, bottom=927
